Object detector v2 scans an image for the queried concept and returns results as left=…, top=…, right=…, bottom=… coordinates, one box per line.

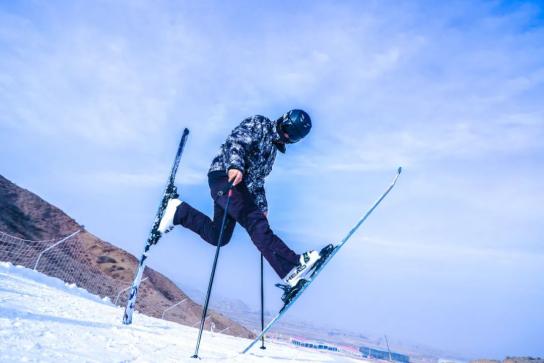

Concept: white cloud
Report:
left=66, top=166, right=206, bottom=190
left=1, top=1, right=543, bottom=357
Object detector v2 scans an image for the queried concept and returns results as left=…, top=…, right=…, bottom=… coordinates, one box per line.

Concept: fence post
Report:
left=114, top=277, right=149, bottom=305
left=161, top=298, right=187, bottom=319
left=385, top=334, right=392, bottom=361
left=192, top=316, right=209, bottom=327
left=33, top=230, right=81, bottom=270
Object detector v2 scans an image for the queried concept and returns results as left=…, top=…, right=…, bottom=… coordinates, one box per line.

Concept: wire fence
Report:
left=0, top=229, right=135, bottom=305
left=0, top=232, right=58, bottom=267
left=0, top=229, right=230, bottom=335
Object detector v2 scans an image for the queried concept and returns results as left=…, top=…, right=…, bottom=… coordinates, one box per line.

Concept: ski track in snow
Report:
left=0, top=262, right=361, bottom=362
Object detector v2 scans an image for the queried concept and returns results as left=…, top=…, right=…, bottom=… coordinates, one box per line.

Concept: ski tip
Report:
left=183, top=128, right=190, bottom=135
left=397, top=166, right=403, bottom=174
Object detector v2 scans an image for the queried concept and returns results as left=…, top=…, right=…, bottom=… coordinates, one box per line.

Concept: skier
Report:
left=157, top=109, right=322, bottom=289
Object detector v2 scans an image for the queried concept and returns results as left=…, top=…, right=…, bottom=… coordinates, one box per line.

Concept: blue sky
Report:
left=1, top=0, right=543, bottom=359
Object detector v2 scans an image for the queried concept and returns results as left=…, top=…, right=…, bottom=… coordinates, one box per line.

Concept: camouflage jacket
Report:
left=208, top=115, right=282, bottom=212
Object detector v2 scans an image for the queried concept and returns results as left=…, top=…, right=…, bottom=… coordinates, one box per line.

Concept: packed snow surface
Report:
left=0, top=262, right=361, bottom=362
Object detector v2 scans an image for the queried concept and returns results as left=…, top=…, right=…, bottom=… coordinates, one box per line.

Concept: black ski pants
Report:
left=173, top=171, right=300, bottom=279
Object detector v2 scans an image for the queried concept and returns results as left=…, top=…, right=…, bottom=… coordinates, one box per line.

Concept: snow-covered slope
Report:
left=0, top=262, right=361, bottom=362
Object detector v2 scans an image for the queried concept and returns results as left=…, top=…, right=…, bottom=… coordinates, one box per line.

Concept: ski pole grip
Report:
left=226, top=181, right=234, bottom=197
left=217, top=181, right=235, bottom=197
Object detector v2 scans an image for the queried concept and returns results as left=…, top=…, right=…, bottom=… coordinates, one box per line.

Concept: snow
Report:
left=0, top=262, right=362, bottom=362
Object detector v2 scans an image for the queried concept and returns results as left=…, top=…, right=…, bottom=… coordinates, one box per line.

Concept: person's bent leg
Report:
left=173, top=201, right=235, bottom=246
left=209, top=176, right=300, bottom=278
left=241, top=208, right=300, bottom=278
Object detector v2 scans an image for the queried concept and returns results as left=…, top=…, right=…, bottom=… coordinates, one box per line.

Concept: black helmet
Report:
left=277, top=109, right=312, bottom=143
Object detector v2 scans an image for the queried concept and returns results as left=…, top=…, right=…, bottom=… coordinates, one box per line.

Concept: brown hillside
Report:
left=0, top=174, right=254, bottom=339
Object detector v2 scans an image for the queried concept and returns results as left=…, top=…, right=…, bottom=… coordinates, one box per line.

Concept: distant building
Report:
left=504, top=358, right=544, bottom=363
left=439, top=359, right=467, bottom=363
left=471, top=357, right=543, bottom=363
left=359, top=346, right=410, bottom=363
left=339, top=344, right=365, bottom=358
left=290, top=337, right=339, bottom=352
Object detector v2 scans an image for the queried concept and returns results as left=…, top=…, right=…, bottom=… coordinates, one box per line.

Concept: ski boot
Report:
left=283, top=250, right=321, bottom=288
left=275, top=244, right=336, bottom=305
left=276, top=279, right=308, bottom=305
left=307, top=244, right=335, bottom=278
left=158, top=199, right=182, bottom=234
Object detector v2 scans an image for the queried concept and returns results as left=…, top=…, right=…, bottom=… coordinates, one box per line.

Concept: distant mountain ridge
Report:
left=0, top=174, right=254, bottom=339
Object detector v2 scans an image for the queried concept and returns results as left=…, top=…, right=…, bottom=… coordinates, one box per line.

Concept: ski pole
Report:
left=260, top=253, right=266, bottom=349
left=192, top=181, right=234, bottom=359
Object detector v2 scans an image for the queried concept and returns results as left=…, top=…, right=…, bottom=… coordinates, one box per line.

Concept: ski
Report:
left=241, top=167, right=402, bottom=354
left=122, top=128, right=190, bottom=325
